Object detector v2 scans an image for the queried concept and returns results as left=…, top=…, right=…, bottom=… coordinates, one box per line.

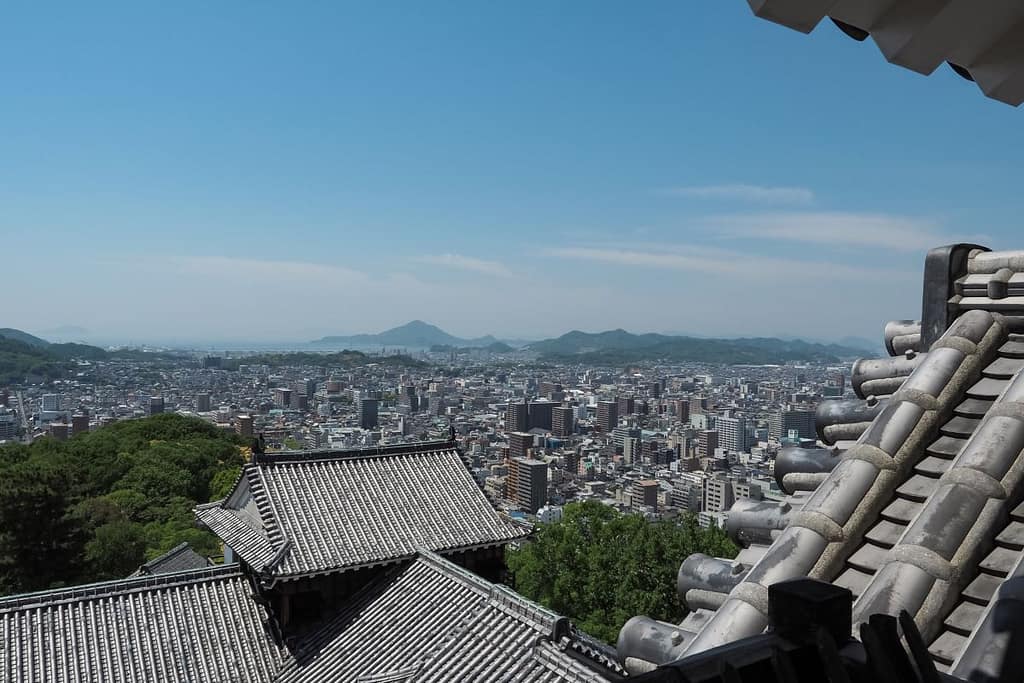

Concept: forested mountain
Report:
left=0, top=336, right=73, bottom=383
left=0, top=329, right=186, bottom=383
left=527, top=329, right=866, bottom=365
left=0, top=414, right=244, bottom=595
left=0, top=328, right=50, bottom=348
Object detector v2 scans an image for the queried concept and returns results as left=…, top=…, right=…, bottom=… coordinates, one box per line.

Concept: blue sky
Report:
left=3, top=2, right=1022, bottom=345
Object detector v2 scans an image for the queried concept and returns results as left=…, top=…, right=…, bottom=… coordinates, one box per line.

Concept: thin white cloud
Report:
left=544, top=245, right=910, bottom=282
left=180, top=256, right=367, bottom=284
left=414, top=253, right=512, bottom=277
left=707, top=211, right=983, bottom=251
left=661, top=184, right=815, bottom=204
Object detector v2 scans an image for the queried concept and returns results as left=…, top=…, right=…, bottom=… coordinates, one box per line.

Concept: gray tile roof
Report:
left=196, top=442, right=528, bottom=583
left=0, top=565, right=285, bottom=683
left=1, top=552, right=618, bottom=683
left=746, top=2, right=1024, bottom=106
left=276, top=551, right=618, bottom=683
left=645, top=245, right=1024, bottom=679
left=130, top=542, right=211, bottom=577
left=677, top=310, right=1019, bottom=662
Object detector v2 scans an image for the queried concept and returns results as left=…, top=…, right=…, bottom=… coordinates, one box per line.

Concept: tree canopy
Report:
left=506, top=500, right=737, bottom=644
left=0, top=414, right=245, bottom=595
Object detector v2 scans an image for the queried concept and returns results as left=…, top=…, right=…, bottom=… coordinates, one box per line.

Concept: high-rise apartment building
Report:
left=612, top=426, right=641, bottom=449
left=505, top=401, right=529, bottom=433
left=237, top=414, right=254, bottom=439
left=562, top=449, right=579, bottom=476
left=400, top=385, right=419, bottom=412
left=297, top=379, right=317, bottom=399
left=617, top=396, right=635, bottom=417
left=769, top=405, right=816, bottom=441
left=697, top=429, right=719, bottom=459
left=196, top=393, right=212, bottom=412
left=632, top=480, right=659, bottom=511
left=716, top=415, right=750, bottom=453
left=360, top=398, right=379, bottom=429
left=703, top=475, right=735, bottom=513
left=690, top=396, right=709, bottom=416
left=671, top=479, right=703, bottom=512
left=41, top=394, right=61, bottom=412
left=273, top=388, right=293, bottom=409
left=675, top=399, right=690, bottom=423
left=552, top=406, right=574, bottom=438
left=622, top=436, right=641, bottom=465
left=149, top=396, right=165, bottom=415
left=528, top=401, right=555, bottom=431
left=596, top=401, right=618, bottom=432
left=508, top=431, right=533, bottom=460
left=510, top=457, right=548, bottom=514
left=0, top=408, right=17, bottom=440
left=539, top=382, right=563, bottom=398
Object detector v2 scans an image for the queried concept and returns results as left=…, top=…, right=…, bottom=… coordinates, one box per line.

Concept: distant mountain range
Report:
left=310, top=321, right=873, bottom=364
left=311, top=320, right=501, bottom=349
left=525, top=329, right=869, bottom=365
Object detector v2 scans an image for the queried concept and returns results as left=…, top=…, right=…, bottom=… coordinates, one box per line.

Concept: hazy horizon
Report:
left=5, top=2, right=1021, bottom=343
left=14, top=318, right=881, bottom=351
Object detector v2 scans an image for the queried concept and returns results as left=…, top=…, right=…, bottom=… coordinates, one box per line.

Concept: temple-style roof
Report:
left=130, top=542, right=212, bottom=577
left=0, top=553, right=619, bottom=683
left=746, top=1, right=1024, bottom=106
left=627, top=245, right=1024, bottom=680
left=277, top=550, right=622, bottom=682
left=0, top=565, right=285, bottom=683
left=196, top=441, right=528, bottom=584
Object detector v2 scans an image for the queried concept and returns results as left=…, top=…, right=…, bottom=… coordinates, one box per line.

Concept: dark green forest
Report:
left=0, top=333, right=186, bottom=384
left=0, top=337, right=72, bottom=384
left=0, top=414, right=244, bottom=595
left=507, top=501, right=737, bottom=643
left=529, top=329, right=869, bottom=365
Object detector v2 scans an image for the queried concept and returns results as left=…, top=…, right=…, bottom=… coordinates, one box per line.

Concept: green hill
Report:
left=0, top=337, right=71, bottom=384
left=0, top=414, right=246, bottom=594
left=0, top=329, right=118, bottom=384
left=0, top=328, right=50, bottom=349
left=528, top=329, right=866, bottom=365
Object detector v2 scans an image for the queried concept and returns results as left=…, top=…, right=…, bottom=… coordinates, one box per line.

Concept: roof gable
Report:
left=196, top=441, right=528, bottom=582
left=275, top=551, right=617, bottom=683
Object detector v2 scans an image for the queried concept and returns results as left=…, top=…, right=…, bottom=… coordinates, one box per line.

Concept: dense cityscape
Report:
left=0, top=327, right=852, bottom=530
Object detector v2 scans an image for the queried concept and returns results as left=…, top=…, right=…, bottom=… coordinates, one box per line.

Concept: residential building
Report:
left=596, top=400, right=618, bottom=432
left=552, top=406, right=574, bottom=438
left=717, top=414, right=750, bottom=453
left=508, top=431, right=533, bottom=460
left=510, top=457, right=549, bottom=514
left=632, top=480, right=659, bottom=512
left=769, top=405, right=816, bottom=441
left=505, top=401, right=528, bottom=433
left=359, top=398, right=379, bottom=429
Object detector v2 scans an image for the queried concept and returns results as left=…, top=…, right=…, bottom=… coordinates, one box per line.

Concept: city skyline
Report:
left=4, top=2, right=1023, bottom=343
